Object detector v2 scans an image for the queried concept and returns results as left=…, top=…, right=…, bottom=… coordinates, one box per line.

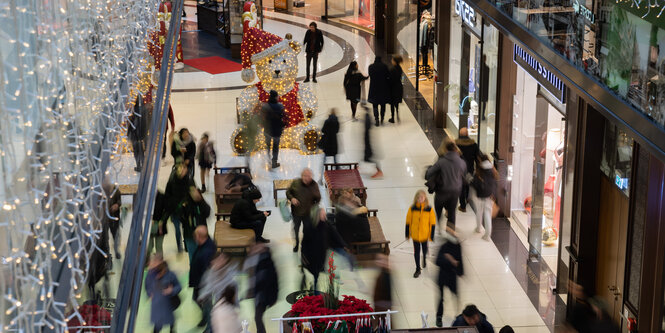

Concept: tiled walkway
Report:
left=126, top=10, right=556, bottom=333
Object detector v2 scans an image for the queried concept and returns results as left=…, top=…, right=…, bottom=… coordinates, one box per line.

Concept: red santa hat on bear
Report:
left=240, top=27, right=297, bottom=83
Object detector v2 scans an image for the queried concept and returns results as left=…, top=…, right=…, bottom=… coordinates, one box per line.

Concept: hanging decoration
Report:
left=0, top=0, right=160, bottom=330
left=232, top=26, right=320, bottom=155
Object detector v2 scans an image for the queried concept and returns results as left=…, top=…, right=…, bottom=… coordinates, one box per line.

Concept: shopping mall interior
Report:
left=3, top=0, right=665, bottom=332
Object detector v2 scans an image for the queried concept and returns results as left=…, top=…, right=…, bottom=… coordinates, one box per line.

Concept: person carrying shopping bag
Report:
left=405, top=190, right=437, bottom=278
left=471, top=154, right=498, bottom=241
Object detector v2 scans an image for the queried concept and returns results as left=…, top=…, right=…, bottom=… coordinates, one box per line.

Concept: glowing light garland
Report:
left=0, top=0, right=160, bottom=330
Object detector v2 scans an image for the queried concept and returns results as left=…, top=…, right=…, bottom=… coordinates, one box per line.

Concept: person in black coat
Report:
left=163, top=164, right=195, bottom=253
left=456, top=127, right=480, bottom=212
left=368, top=56, right=391, bottom=126
left=229, top=187, right=270, bottom=243
left=319, top=109, right=339, bottom=163
left=171, top=128, right=196, bottom=179
left=262, top=90, right=286, bottom=169
left=182, top=187, right=211, bottom=263
left=190, top=225, right=217, bottom=329
left=303, top=22, right=324, bottom=82
left=128, top=95, right=150, bottom=172
left=248, top=242, right=279, bottom=333
left=435, top=227, right=464, bottom=327
left=388, top=56, right=404, bottom=123
left=301, top=208, right=329, bottom=292
left=343, top=61, right=369, bottom=121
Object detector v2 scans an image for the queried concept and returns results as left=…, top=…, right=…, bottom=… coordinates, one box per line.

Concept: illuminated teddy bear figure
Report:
left=232, top=26, right=319, bottom=154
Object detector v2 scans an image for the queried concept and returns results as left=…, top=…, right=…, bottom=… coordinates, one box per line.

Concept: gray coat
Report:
left=425, top=152, right=467, bottom=196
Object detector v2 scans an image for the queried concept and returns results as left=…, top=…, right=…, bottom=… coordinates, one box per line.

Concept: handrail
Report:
left=271, top=310, right=398, bottom=333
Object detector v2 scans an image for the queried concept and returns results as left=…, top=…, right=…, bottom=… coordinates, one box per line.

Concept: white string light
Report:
left=0, top=0, right=160, bottom=331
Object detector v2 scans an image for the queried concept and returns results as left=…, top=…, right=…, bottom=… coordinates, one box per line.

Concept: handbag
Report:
left=278, top=199, right=292, bottom=222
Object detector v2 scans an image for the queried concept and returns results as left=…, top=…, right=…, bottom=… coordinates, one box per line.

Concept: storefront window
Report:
left=479, top=22, right=498, bottom=155
left=487, top=0, right=665, bottom=131
left=600, top=122, right=633, bottom=195
left=510, top=64, right=566, bottom=273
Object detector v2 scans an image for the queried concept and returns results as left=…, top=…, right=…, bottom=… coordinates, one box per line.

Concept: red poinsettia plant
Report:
left=66, top=303, right=112, bottom=332
left=288, top=294, right=373, bottom=332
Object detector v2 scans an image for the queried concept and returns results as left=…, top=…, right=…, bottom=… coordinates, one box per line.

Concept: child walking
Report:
left=405, top=190, right=437, bottom=278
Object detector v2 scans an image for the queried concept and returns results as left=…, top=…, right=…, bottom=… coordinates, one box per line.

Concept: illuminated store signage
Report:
left=572, top=0, right=595, bottom=24
left=455, top=0, right=476, bottom=28
left=513, top=44, right=566, bottom=103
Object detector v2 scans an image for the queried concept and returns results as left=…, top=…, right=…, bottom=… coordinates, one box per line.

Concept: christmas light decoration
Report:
left=233, top=27, right=319, bottom=155
left=0, top=0, right=160, bottom=331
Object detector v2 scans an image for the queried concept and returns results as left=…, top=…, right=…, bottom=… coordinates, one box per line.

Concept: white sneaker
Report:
left=474, top=227, right=482, bottom=233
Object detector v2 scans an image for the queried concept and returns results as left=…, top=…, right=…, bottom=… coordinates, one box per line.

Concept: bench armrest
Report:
left=214, top=166, right=251, bottom=175
left=324, top=162, right=359, bottom=171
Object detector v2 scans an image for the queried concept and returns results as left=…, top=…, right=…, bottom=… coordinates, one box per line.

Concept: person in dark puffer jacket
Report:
left=230, top=187, right=270, bottom=243
left=455, top=127, right=480, bottom=212
left=471, top=154, right=498, bottom=241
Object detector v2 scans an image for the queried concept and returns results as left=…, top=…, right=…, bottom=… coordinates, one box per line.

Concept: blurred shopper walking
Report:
left=426, top=140, right=466, bottom=229
left=287, top=168, right=321, bottom=252
left=163, top=164, right=194, bottom=253
left=388, top=56, right=403, bottom=123
left=435, top=227, right=464, bottom=327
left=171, top=128, right=196, bottom=179
left=363, top=107, right=383, bottom=178
left=343, top=61, right=368, bottom=121
left=197, top=132, right=216, bottom=193
left=455, top=127, right=480, bottom=212
left=405, top=190, right=436, bottom=278
left=319, top=108, right=340, bottom=165
left=262, top=90, right=286, bottom=169
left=471, top=155, right=498, bottom=240
left=211, top=285, right=242, bottom=333
left=368, top=56, right=390, bottom=126
left=245, top=242, right=279, bottom=333
left=189, top=226, right=216, bottom=330
left=145, top=254, right=181, bottom=333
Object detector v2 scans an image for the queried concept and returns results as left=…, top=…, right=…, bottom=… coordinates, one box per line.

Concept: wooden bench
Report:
left=324, top=163, right=367, bottom=206
left=214, top=213, right=254, bottom=256
left=348, top=209, right=390, bottom=259
left=213, top=166, right=251, bottom=213
left=273, top=179, right=296, bottom=207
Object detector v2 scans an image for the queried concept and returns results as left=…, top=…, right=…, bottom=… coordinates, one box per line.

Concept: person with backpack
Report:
left=405, top=190, right=437, bottom=278
left=471, top=154, right=498, bottom=241
left=425, top=139, right=467, bottom=229
left=262, top=90, right=286, bottom=169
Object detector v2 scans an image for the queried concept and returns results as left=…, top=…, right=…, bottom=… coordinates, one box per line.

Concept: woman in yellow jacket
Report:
left=406, top=189, right=437, bottom=278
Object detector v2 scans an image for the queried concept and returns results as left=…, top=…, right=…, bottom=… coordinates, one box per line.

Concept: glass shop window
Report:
left=600, top=121, right=633, bottom=196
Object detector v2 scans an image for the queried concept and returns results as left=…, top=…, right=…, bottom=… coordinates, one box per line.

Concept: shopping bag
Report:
left=278, top=198, right=292, bottom=222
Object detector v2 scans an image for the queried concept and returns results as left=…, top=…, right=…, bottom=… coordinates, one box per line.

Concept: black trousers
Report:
left=413, top=241, right=428, bottom=269
left=390, top=103, right=399, bottom=119
left=264, top=134, right=280, bottom=163
left=293, top=214, right=306, bottom=247
left=434, top=193, right=459, bottom=229
left=232, top=219, right=265, bottom=238
left=459, top=183, right=469, bottom=210
left=132, top=139, right=144, bottom=170
left=306, top=52, right=318, bottom=79
left=350, top=101, right=358, bottom=118
left=255, top=302, right=268, bottom=333
left=372, top=103, right=386, bottom=122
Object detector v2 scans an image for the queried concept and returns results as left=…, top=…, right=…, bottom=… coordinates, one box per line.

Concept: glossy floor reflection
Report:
left=124, top=12, right=556, bottom=333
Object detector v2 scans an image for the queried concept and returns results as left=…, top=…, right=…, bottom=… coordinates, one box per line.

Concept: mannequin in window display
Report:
left=420, top=11, right=432, bottom=67
left=541, top=129, right=564, bottom=246
left=466, top=100, right=479, bottom=133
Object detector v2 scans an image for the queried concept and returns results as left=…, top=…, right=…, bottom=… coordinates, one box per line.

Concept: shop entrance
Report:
left=510, top=65, right=567, bottom=277
left=595, top=170, right=630, bottom=323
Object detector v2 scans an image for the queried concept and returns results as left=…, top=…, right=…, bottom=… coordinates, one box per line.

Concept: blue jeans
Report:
left=171, top=215, right=183, bottom=252
left=184, top=237, right=196, bottom=263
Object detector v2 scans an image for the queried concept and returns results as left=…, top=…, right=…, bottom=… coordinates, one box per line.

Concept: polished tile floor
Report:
left=121, top=10, right=555, bottom=333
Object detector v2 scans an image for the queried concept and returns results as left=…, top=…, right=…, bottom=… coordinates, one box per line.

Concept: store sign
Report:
left=572, top=0, right=595, bottom=24
left=513, top=44, right=566, bottom=103
left=455, top=0, right=476, bottom=28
